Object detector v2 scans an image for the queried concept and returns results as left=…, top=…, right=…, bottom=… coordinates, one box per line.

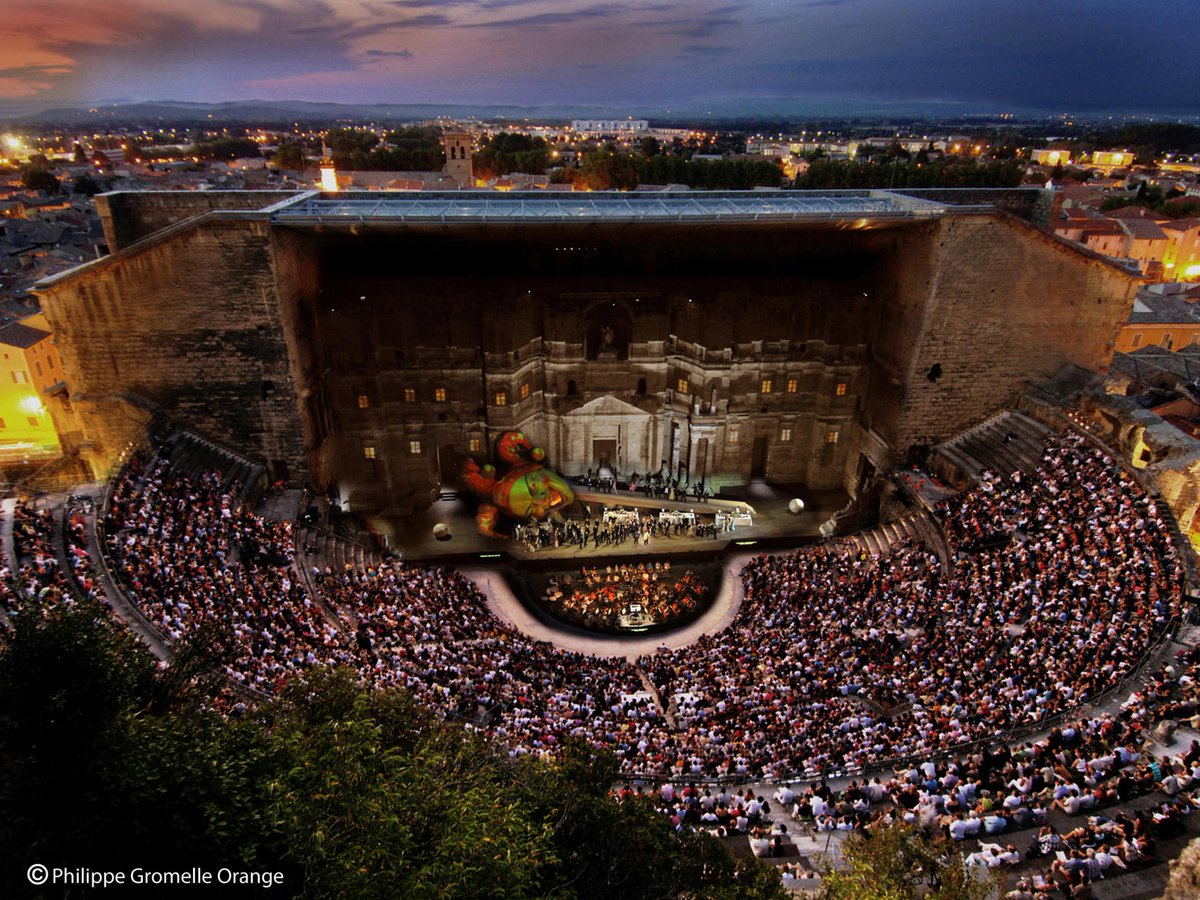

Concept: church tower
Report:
left=443, top=131, right=474, bottom=187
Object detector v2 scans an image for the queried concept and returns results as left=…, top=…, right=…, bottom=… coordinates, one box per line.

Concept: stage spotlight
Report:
left=788, top=498, right=805, bottom=514
left=432, top=523, right=452, bottom=541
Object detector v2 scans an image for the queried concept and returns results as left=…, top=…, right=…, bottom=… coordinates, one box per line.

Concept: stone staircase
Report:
left=298, top=525, right=383, bottom=577
left=161, top=431, right=266, bottom=506
left=848, top=509, right=947, bottom=570
left=929, top=410, right=1051, bottom=487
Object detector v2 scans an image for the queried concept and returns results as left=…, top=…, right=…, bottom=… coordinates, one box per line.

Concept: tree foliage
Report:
left=820, top=824, right=992, bottom=900
left=272, top=141, right=306, bottom=171
left=1102, top=184, right=1200, bottom=219
left=0, top=607, right=783, bottom=898
left=1105, top=123, right=1200, bottom=160
left=577, top=150, right=783, bottom=191
left=188, top=137, right=262, bottom=161
left=1165, top=835, right=1200, bottom=899
left=71, top=173, right=105, bottom=196
left=794, top=158, right=1023, bottom=190
left=473, top=132, right=550, bottom=180
left=327, top=126, right=444, bottom=171
left=20, top=158, right=59, bottom=193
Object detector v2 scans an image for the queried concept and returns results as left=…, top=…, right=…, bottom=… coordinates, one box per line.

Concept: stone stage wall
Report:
left=35, top=193, right=1138, bottom=512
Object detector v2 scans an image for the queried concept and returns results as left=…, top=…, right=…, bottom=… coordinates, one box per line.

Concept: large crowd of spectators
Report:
left=0, top=493, right=115, bottom=638
left=97, top=431, right=1184, bottom=796
left=106, top=456, right=343, bottom=693
left=641, top=432, right=1182, bottom=780
left=315, top=564, right=665, bottom=769
left=1, top=500, right=77, bottom=624
left=105, top=455, right=667, bottom=770
left=630, top=639, right=1200, bottom=892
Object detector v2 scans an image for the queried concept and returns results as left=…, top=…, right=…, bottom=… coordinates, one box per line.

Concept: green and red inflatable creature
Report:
left=461, top=431, right=575, bottom=536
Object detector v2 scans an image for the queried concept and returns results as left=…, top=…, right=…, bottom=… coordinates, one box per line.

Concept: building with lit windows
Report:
left=0, top=313, right=63, bottom=460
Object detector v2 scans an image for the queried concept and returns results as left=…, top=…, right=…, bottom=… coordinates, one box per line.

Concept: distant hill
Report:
left=6, top=97, right=1199, bottom=127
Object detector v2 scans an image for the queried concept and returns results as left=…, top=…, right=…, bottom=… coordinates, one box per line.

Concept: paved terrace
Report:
left=268, top=189, right=948, bottom=224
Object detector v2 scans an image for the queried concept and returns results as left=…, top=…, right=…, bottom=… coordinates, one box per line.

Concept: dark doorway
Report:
left=438, top=444, right=463, bottom=485
left=593, top=439, right=617, bottom=469
left=696, top=438, right=709, bottom=482
left=270, top=459, right=290, bottom=485
left=858, top=456, right=877, bottom=493
left=751, top=436, right=769, bottom=480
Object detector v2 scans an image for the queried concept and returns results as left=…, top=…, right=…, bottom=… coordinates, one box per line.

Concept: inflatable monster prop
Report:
left=461, top=432, right=575, bottom=536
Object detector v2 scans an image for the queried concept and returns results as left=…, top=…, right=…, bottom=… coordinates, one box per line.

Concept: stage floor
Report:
left=372, top=482, right=849, bottom=564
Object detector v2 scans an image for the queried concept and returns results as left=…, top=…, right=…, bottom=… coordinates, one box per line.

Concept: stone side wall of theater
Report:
left=38, top=217, right=305, bottom=480
left=874, top=213, right=1138, bottom=457
left=95, top=191, right=297, bottom=251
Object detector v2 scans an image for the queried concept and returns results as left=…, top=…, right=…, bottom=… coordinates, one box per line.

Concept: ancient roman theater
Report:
left=8, top=188, right=1200, bottom=887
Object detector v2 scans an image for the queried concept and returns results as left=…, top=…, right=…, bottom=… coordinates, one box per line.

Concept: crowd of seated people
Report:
left=0, top=493, right=119, bottom=634
left=105, top=457, right=345, bottom=694
left=618, top=637, right=1200, bottom=888
left=2, top=500, right=77, bottom=623
left=64, top=496, right=103, bottom=605
left=541, top=561, right=706, bottom=630
left=312, top=561, right=669, bottom=771
left=80, top=427, right=1200, bottom=889
left=98, top=431, right=1187, bottom=800
left=642, top=432, right=1182, bottom=780
left=0, top=421, right=1184, bottom=898
left=105, top=453, right=668, bottom=770
left=615, top=783, right=783, bottom=844
left=664, top=647, right=1200, bottom=885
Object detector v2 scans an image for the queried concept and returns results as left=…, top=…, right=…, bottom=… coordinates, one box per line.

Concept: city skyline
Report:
left=2, top=0, right=1198, bottom=117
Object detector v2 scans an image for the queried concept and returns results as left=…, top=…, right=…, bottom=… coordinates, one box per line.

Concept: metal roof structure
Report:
left=270, top=190, right=947, bottom=225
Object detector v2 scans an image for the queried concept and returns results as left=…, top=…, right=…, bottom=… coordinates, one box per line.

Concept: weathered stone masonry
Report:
left=34, top=191, right=1139, bottom=513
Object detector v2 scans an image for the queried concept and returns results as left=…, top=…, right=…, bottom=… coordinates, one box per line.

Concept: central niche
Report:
left=584, top=301, right=632, bottom=360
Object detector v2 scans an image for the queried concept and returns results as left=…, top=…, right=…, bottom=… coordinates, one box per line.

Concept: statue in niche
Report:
left=585, top=303, right=631, bottom=360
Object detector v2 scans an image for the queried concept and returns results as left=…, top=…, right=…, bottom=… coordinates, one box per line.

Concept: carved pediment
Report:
left=565, top=395, right=650, bottom=417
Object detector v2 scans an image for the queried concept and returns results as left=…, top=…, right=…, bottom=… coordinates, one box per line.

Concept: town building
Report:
left=0, top=312, right=63, bottom=460
left=1114, top=284, right=1200, bottom=353
left=570, top=120, right=650, bottom=136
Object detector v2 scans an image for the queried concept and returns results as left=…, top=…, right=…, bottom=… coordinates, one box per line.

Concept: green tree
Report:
left=272, top=141, right=306, bottom=170
left=20, top=158, right=59, bottom=193
left=820, top=825, right=992, bottom=900
left=0, top=608, right=778, bottom=898
left=71, top=173, right=104, bottom=196
left=188, top=136, right=261, bottom=161
left=473, top=132, right=549, bottom=179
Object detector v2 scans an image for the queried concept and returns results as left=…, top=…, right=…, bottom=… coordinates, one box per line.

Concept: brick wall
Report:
left=38, top=216, right=305, bottom=480
left=885, top=213, right=1137, bottom=455
left=95, top=191, right=297, bottom=251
